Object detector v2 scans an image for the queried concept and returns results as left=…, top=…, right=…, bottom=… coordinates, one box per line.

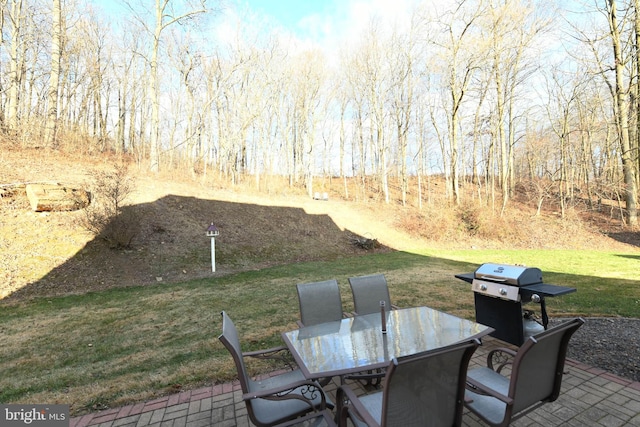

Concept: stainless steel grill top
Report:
left=474, top=263, right=543, bottom=287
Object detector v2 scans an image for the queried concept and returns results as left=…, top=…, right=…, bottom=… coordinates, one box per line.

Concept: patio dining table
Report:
left=282, top=306, right=494, bottom=380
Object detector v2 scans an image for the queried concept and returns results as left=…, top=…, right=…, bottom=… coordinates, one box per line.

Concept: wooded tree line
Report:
left=1, top=0, right=639, bottom=226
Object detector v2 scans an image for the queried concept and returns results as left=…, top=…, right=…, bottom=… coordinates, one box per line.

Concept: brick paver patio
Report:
left=70, top=337, right=640, bottom=427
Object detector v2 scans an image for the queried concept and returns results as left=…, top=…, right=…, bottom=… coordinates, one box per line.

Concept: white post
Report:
left=210, top=237, right=216, bottom=272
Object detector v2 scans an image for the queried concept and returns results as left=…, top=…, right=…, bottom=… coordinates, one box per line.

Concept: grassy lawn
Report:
left=1, top=250, right=639, bottom=415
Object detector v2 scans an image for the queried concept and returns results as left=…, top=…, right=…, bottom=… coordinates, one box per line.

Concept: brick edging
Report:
left=69, top=381, right=240, bottom=427
left=566, top=357, right=640, bottom=391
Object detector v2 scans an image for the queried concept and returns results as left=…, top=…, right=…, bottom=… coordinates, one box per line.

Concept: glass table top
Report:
left=282, top=306, right=493, bottom=379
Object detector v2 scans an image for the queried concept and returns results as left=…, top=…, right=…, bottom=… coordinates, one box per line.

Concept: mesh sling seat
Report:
left=218, top=311, right=333, bottom=427
left=348, top=274, right=398, bottom=316
left=464, top=318, right=585, bottom=427
left=336, top=339, right=480, bottom=427
left=296, top=279, right=347, bottom=328
left=275, top=409, right=337, bottom=427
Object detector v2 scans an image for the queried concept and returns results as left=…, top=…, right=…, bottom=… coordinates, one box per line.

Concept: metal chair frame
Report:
left=218, top=311, right=332, bottom=427
left=464, top=318, right=585, bottom=427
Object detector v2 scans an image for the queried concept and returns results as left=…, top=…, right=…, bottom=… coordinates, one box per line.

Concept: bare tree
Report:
left=341, top=46, right=369, bottom=200
left=44, top=0, right=63, bottom=147
left=608, top=0, right=638, bottom=226
left=5, top=0, right=24, bottom=133
left=431, top=0, right=484, bottom=205
left=544, top=66, right=581, bottom=218
left=112, top=28, right=145, bottom=155
left=358, top=20, right=391, bottom=203
left=484, top=0, right=550, bottom=214
left=388, top=15, right=419, bottom=207
left=124, top=0, right=207, bottom=172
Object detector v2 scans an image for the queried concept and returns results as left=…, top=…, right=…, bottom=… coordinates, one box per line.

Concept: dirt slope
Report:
left=1, top=148, right=638, bottom=301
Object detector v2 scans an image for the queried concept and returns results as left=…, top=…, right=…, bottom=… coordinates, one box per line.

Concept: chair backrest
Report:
left=218, top=311, right=251, bottom=393
left=381, top=339, right=479, bottom=427
left=296, top=279, right=344, bottom=326
left=509, top=318, right=584, bottom=414
left=348, top=274, right=392, bottom=315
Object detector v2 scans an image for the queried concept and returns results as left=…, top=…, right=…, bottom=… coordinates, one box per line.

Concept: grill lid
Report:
left=474, top=263, right=543, bottom=287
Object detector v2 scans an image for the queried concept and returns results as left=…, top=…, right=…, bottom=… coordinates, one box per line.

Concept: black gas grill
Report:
left=456, top=263, right=576, bottom=346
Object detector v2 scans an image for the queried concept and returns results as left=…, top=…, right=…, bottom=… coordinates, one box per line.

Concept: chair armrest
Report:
left=243, top=345, right=289, bottom=358
left=243, top=345, right=294, bottom=370
left=487, top=347, right=517, bottom=373
left=337, top=385, right=380, bottom=427
left=243, top=379, right=327, bottom=410
left=465, top=377, right=514, bottom=406
left=342, top=369, right=385, bottom=382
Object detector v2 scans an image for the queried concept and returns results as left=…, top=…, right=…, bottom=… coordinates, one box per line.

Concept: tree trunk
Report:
left=7, top=0, right=23, bottom=132
left=148, top=0, right=163, bottom=172
left=610, top=0, right=638, bottom=226
left=634, top=0, right=640, bottom=193
left=45, top=0, right=62, bottom=147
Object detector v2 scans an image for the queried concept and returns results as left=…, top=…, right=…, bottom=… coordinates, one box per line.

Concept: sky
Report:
left=94, top=0, right=438, bottom=55
left=242, top=0, right=333, bottom=30
left=238, top=0, right=422, bottom=49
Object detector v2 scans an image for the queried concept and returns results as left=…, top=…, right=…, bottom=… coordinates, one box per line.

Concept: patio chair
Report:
left=346, top=274, right=402, bottom=387
left=348, top=274, right=398, bottom=316
left=218, top=311, right=332, bottom=427
left=296, top=279, right=351, bottom=386
left=336, top=339, right=479, bottom=427
left=464, top=317, right=585, bottom=427
left=296, top=279, right=347, bottom=328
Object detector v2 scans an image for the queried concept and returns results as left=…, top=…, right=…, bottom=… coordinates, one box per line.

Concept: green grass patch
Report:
left=416, top=249, right=640, bottom=317
left=1, top=249, right=638, bottom=415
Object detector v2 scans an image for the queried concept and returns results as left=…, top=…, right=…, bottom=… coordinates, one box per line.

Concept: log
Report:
left=25, top=184, right=90, bottom=212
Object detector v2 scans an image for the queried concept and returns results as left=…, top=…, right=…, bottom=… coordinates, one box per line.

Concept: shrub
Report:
left=457, top=202, right=482, bottom=236
left=396, top=205, right=460, bottom=242
left=81, top=164, right=141, bottom=249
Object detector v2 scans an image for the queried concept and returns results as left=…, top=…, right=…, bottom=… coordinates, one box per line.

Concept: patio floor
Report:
left=70, top=336, right=640, bottom=427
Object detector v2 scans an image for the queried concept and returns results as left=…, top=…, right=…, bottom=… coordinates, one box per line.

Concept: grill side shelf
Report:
left=519, top=283, right=576, bottom=297
left=454, top=273, right=474, bottom=284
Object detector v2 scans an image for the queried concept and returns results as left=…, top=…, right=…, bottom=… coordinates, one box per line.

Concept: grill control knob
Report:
left=531, top=294, right=541, bottom=303
left=499, top=288, right=507, bottom=296
left=480, top=284, right=488, bottom=291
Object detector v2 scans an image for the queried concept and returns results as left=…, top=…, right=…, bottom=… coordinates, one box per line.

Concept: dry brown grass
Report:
left=1, top=147, right=638, bottom=302
left=2, top=147, right=640, bottom=413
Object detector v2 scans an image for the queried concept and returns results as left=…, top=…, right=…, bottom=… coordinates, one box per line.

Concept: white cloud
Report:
left=215, top=0, right=464, bottom=62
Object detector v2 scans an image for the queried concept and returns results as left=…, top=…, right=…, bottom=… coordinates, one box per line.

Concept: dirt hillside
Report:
left=1, top=148, right=638, bottom=301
